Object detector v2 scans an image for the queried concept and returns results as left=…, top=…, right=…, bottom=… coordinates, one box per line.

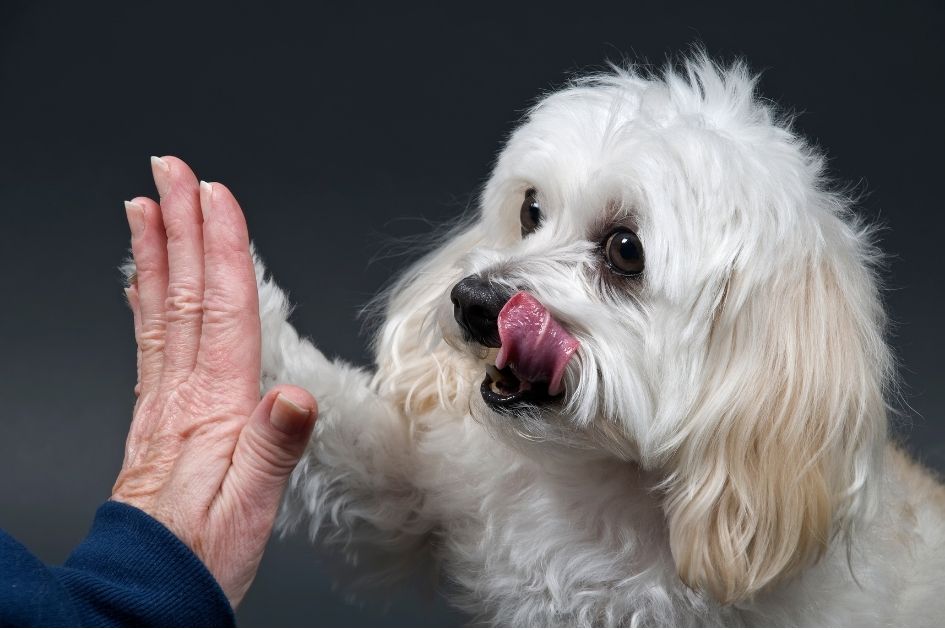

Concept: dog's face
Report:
left=378, top=59, right=889, bottom=604
left=441, top=82, right=692, bottom=460
left=438, top=65, right=863, bottom=463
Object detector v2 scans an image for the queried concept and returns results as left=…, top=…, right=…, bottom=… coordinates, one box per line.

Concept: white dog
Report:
left=254, top=55, right=945, bottom=625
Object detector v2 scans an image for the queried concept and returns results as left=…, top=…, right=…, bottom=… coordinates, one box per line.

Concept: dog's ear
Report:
left=370, top=223, right=487, bottom=415
left=663, top=244, right=889, bottom=604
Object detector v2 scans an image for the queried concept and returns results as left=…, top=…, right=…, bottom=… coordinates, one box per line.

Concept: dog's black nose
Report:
left=450, top=275, right=510, bottom=348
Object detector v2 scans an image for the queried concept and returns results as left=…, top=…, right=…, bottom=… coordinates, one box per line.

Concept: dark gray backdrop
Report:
left=1, top=1, right=943, bottom=626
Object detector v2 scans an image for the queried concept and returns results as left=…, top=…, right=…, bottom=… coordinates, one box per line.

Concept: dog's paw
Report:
left=121, top=257, right=137, bottom=287
left=252, top=246, right=295, bottom=392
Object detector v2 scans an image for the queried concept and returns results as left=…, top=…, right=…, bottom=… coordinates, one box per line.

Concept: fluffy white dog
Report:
left=254, top=55, right=945, bottom=625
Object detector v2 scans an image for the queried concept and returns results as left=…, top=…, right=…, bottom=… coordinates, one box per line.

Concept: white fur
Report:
left=258, top=55, right=945, bottom=625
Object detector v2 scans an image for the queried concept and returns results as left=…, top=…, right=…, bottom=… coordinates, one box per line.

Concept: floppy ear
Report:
left=370, top=222, right=486, bottom=415
left=663, top=244, right=889, bottom=604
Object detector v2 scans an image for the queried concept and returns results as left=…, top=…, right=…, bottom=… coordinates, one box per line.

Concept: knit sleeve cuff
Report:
left=55, top=501, right=236, bottom=627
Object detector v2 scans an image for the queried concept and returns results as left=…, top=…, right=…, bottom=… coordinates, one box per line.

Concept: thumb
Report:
left=227, top=385, right=317, bottom=509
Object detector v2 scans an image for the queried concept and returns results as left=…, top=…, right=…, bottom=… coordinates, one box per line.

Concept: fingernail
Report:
left=270, top=393, right=314, bottom=434
left=199, top=180, right=213, bottom=221
left=150, top=156, right=171, bottom=197
left=124, top=200, right=145, bottom=236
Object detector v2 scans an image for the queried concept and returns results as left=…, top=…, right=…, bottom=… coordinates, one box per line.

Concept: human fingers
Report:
left=121, top=282, right=150, bottom=468
left=151, top=155, right=205, bottom=388
left=124, top=196, right=167, bottom=398
left=194, top=181, right=260, bottom=409
left=228, top=385, right=317, bottom=500
left=213, top=385, right=317, bottom=607
left=123, top=284, right=142, bottom=399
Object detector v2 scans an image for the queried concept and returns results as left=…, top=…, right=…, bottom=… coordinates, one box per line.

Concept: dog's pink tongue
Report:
left=495, top=291, right=580, bottom=396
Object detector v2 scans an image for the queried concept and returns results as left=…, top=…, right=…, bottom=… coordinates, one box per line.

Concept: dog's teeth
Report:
left=486, top=364, right=504, bottom=381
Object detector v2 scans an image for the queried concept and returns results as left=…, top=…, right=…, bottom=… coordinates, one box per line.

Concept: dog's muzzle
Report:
left=450, top=277, right=581, bottom=413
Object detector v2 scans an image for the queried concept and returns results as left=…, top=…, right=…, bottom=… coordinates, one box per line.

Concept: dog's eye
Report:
left=604, top=230, right=644, bottom=275
left=520, top=189, right=542, bottom=237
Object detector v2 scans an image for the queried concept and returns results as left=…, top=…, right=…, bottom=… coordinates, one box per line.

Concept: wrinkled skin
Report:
left=112, top=156, right=317, bottom=608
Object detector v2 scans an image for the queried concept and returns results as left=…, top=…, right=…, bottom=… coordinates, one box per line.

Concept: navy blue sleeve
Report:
left=1, top=501, right=236, bottom=627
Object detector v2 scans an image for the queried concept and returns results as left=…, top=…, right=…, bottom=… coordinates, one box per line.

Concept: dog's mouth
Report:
left=481, top=360, right=559, bottom=412
left=478, top=291, right=579, bottom=413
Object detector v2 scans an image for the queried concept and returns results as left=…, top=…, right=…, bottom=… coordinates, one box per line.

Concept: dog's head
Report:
left=373, top=57, right=890, bottom=604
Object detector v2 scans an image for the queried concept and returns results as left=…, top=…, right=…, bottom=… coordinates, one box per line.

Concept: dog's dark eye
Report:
left=604, top=230, right=644, bottom=275
left=520, top=189, right=542, bottom=237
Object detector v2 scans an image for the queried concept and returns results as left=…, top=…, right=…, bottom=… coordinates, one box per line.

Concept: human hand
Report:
left=113, top=156, right=317, bottom=608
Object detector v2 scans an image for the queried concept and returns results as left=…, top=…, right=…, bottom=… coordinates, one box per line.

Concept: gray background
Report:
left=1, top=1, right=943, bottom=626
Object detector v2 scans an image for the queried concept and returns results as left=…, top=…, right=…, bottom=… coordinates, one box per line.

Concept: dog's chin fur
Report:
left=255, top=53, right=945, bottom=625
